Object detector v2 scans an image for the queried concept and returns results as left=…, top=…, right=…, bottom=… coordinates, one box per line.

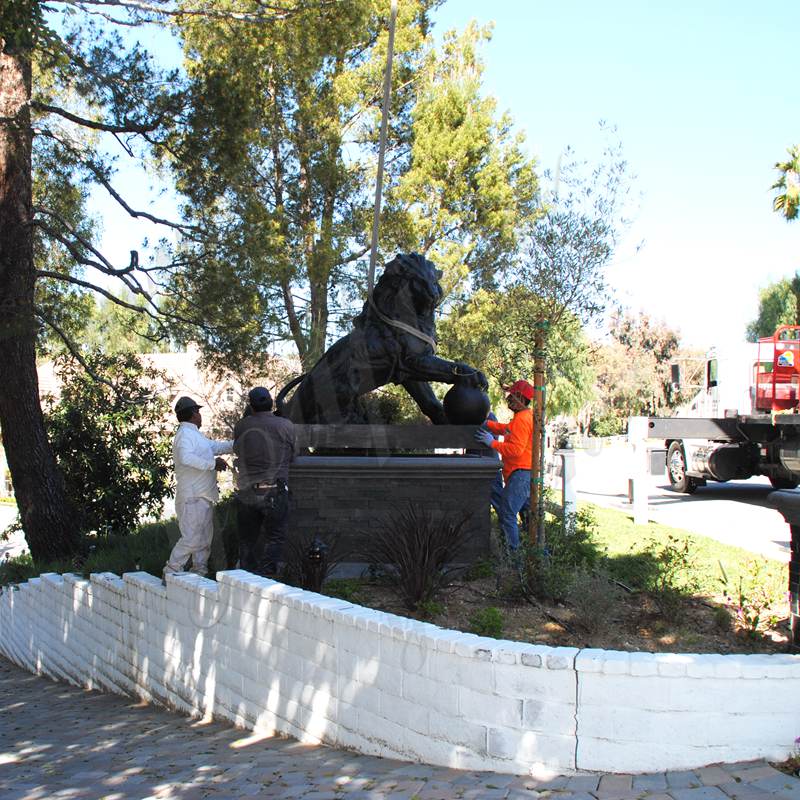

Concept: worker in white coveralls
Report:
left=163, top=396, right=233, bottom=578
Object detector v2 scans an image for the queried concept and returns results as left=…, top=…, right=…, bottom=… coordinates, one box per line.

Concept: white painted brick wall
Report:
left=2, top=570, right=800, bottom=775
left=575, top=649, right=800, bottom=772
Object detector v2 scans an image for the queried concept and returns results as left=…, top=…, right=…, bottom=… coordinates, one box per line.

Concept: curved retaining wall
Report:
left=1, top=569, right=799, bottom=776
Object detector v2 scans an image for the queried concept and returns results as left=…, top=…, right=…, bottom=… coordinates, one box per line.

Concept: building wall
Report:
left=2, top=570, right=800, bottom=775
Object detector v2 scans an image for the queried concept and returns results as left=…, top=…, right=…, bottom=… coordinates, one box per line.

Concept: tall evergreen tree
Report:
left=166, top=7, right=538, bottom=372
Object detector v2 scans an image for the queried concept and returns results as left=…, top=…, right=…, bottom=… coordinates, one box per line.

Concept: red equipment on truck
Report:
left=755, top=325, right=800, bottom=413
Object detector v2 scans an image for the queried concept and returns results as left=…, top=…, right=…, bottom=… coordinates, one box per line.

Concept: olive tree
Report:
left=508, top=131, right=635, bottom=545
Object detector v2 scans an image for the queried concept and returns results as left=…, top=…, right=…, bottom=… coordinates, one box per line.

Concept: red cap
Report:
left=502, top=379, right=534, bottom=401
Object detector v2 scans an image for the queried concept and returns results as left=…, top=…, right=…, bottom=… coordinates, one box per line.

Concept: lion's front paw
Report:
left=472, top=370, right=489, bottom=391
left=455, top=365, right=487, bottom=390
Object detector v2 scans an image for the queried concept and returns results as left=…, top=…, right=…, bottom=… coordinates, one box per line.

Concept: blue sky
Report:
left=432, top=0, right=800, bottom=345
left=90, top=0, right=800, bottom=348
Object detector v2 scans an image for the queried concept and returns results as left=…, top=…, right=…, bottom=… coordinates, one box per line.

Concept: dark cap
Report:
left=174, top=395, right=203, bottom=414
left=248, top=386, right=273, bottom=410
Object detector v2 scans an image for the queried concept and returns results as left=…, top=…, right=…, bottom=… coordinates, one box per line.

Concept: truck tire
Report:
left=769, top=475, right=800, bottom=490
left=667, top=441, right=697, bottom=494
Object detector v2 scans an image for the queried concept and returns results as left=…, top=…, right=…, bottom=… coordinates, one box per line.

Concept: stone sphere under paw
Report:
left=443, top=385, right=490, bottom=425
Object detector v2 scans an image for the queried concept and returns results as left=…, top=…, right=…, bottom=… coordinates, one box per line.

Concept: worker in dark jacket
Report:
left=233, top=387, right=296, bottom=576
left=474, top=380, right=534, bottom=551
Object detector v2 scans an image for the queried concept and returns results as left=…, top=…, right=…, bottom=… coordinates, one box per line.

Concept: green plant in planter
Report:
left=323, top=578, right=365, bottom=604
left=516, top=504, right=602, bottom=603
left=718, top=559, right=783, bottom=637
left=468, top=606, right=504, bottom=638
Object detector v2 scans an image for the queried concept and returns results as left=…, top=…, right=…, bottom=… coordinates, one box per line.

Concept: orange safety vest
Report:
left=486, top=409, right=533, bottom=481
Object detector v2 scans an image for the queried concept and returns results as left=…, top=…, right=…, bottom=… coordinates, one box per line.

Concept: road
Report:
left=566, top=442, right=792, bottom=563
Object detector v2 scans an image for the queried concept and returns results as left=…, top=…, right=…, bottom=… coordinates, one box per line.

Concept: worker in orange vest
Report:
left=474, top=380, right=534, bottom=551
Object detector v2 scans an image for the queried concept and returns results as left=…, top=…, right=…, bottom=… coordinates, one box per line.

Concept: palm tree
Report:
left=772, top=145, right=800, bottom=221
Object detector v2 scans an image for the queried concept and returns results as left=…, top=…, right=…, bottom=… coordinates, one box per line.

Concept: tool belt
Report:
left=240, top=478, right=288, bottom=511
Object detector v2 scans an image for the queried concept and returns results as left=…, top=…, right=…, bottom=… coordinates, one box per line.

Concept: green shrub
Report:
left=640, top=534, right=700, bottom=618
left=417, top=599, right=444, bottom=620
left=517, top=505, right=602, bottom=603
left=719, top=559, right=783, bottom=637
left=468, top=606, right=504, bottom=638
left=323, top=578, right=365, bottom=604
left=82, top=522, right=172, bottom=576
left=566, top=567, right=621, bottom=634
left=712, top=604, right=732, bottom=632
left=0, top=553, right=73, bottom=585
left=589, top=412, right=625, bottom=438
left=463, top=559, right=494, bottom=582
left=0, top=519, right=173, bottom=586
left=45, top=351, right=173, bottom=540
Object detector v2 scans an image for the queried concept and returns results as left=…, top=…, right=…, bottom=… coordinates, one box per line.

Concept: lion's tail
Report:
left=275, top=373, right=306, bottom=417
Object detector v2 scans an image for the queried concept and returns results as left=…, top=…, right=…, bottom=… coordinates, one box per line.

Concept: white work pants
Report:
left=165, top=497, right=214, bottom=576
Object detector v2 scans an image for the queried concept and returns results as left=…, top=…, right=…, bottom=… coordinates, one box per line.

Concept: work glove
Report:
left=474, top=429, right=494, bottom=448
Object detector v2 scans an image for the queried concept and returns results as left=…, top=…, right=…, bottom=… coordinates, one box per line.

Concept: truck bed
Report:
left=647, top=414, right=800, bottom=442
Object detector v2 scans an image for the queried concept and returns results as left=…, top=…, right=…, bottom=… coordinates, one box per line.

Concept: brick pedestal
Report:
left=288, top=454, right=500, bottom=562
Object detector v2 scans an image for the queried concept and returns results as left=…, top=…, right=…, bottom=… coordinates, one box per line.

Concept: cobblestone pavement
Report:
left=3, top=658, right=800, bottom=800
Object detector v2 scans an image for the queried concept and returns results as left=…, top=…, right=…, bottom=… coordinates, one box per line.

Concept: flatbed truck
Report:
left=649, top=326, right=800, bottom=493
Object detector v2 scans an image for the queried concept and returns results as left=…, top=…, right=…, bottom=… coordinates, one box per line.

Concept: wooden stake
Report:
left=529, top=318, right=549, bottom=548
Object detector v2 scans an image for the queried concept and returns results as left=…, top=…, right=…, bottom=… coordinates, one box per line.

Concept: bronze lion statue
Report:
left=276, top=253, right=487, bottom=424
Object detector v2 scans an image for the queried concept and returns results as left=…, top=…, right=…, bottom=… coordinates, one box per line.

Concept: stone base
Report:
left=288, top=454, right=500, bottom=563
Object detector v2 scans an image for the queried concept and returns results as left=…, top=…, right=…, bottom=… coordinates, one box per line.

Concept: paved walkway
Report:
left=3, top=659, right=800, bottom=800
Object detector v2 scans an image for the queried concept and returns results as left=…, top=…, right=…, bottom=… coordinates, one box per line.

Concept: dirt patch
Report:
left=329, top=573, right=792, bottom=655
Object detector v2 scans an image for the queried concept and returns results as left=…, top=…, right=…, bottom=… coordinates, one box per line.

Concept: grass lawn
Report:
left=585, top=502, right=787, bottom=602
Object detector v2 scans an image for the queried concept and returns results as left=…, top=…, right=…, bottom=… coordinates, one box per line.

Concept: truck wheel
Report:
left=667, top=441, right=697, bottom=494
left=769, top=475, right=800, bottom=490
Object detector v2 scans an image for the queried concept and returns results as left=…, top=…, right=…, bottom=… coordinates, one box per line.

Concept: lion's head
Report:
left=355, top=253, right=443, bottom=333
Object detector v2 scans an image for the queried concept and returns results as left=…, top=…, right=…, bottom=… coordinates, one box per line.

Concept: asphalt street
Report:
left=569, top=442, right=793, bottom=563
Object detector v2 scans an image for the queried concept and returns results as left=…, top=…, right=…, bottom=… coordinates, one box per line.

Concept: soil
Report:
left=329, top=572, right=793, bottom=655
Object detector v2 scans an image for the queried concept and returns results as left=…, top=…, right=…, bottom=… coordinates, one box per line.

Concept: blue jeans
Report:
left=490, top=469, right=531, bottom=551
